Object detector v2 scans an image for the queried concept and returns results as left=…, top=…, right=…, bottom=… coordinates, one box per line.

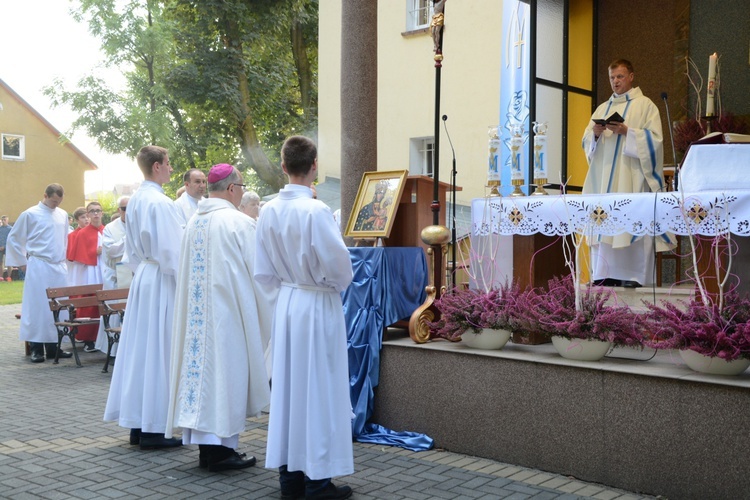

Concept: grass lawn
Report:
left=0, top=280, right=23, bottom=305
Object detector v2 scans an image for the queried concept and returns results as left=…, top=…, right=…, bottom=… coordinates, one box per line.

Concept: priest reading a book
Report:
left=581, top=58, right=674, bottom=288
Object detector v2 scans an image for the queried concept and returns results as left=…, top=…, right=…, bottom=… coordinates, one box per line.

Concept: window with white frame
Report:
left=1, top=134, right=25, bottom=161
left=406, top=0, right=433, bottom=31
left=409, top=137, right=434, bottom=177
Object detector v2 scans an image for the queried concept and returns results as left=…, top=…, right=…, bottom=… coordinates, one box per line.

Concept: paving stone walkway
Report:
left=0, top=303, right=658, bottom=499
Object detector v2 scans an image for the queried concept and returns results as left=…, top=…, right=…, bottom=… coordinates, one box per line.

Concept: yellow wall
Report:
left=318, top=1, right=343, bottom=185
left=0, top=83, right=93, bottom=221
left=567, top=0, right=594, bottom=189
left=319, top=1, right=504, bottom=206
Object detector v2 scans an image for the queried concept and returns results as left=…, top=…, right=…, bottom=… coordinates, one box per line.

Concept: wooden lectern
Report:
left=387, top=175, right=460, bottom=254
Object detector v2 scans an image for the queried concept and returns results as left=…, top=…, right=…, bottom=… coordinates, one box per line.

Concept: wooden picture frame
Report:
left=344, top=170, right=409, bottom=239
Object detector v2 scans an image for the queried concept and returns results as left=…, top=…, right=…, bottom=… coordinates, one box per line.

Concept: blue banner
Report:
left=499, top=0, right=530, bottom=195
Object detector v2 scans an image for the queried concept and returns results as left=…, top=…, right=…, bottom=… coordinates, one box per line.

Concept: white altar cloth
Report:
left=679, top=144, right=750, bottom=193
left=471, top=191, right=750, bottom=238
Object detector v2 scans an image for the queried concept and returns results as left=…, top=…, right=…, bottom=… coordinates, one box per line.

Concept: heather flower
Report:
left=513, top=275, right=645, bottom=347
left=429, top=281, right=519, bottom=341
left=643, top=291, right=750, bottom=361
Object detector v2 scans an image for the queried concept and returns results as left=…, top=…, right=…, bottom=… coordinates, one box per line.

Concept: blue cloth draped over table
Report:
left=343, top=247, right=434, bottom=451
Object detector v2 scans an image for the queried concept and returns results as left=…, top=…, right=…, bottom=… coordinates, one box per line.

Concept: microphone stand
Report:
left=442, top=115, right=457, bottom=289
left=451, top=144, right=457, bottom=288
left=661, top=92, right=678, bottom=189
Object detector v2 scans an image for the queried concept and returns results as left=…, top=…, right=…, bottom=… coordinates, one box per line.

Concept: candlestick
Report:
left=487, top=126, right=501, bottom=196
left=706, top=52, right=717, bottom=117
left=509, top=123, right=525, bottom=197
left=531, top=121, right=548, bottom=196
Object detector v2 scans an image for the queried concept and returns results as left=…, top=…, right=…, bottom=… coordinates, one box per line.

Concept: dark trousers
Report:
left=279, top=465, right=330, bottom=497
left=29, top=342, right=61, bottom=357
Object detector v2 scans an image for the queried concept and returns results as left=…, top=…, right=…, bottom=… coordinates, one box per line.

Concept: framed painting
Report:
left=344, top=170, right=409, bottom=239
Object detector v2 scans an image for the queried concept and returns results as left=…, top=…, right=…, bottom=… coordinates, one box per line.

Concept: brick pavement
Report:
left=0, top=303, right=658, bottom=499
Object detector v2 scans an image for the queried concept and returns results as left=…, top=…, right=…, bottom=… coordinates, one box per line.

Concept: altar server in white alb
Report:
left=255, top=136, right=354, bottom=500
left=174, top=168, right=206, bottom=224
left=100, top=196, right=130, bottom=289
left=582, top=58, right=673, bottom=288
left=166, top=163, right=272, bottom=472
left=104, top=145, right=185, bottom=450
left=93, top=196, right=131, bottom=355
left=6, top=184, right=73, bottom=363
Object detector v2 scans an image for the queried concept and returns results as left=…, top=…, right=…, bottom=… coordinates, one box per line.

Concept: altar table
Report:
left=470, top=191, right=750, bottom=293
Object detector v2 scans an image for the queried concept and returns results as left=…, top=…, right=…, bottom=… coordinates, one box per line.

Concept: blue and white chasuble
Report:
left=166, top=198, right=271, bottom=440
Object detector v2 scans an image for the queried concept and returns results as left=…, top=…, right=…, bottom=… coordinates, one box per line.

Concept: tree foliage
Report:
left=45, top=0, right=318, bottom=195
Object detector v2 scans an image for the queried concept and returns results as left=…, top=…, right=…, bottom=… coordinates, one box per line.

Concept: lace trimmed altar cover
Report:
left=471, top=191, right=750, bottom=238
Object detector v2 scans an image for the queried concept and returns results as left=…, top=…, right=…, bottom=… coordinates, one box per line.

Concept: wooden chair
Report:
left=46, top=284, right=104, bottom=367
left=96, top=288, right=129, bottom=373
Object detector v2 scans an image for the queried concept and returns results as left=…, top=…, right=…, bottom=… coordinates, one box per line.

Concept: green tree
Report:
left=45, top=0, right=318, bottom=195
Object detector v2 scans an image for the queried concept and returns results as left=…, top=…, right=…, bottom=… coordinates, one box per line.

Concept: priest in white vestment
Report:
left=6, top=184, right=73, bottom=363
left=103, top=146, right=185, bottom=450
left=165, top=164, right=271, bottom=472
left=173, top=168, right=206, bottom=225
left=582, top=58, right=673, bottom=287
left=254, top=136, right=354, bottom=500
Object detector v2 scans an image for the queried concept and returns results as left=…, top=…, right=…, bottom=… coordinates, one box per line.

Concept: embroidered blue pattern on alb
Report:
left=179, top=217, right=209, bottom=419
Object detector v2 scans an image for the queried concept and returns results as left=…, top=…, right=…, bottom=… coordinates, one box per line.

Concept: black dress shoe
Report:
left=207, top=451, right=256, bottom=472
left=307, top=483, right=353, bottom=500
left=621, top=280, right=642, bottom=288
left=30, top=352, right=45, bottom=363
left=200, top=451, right=247, bottom=468
left=280, top=488, right=305, bottom=500
left=139, top=433, right=183, bottom=450
left=593, top=278, right=622, bottom=287
left=129, top=428, right=142, bottom=445
left=55, top=350, right=74, bottom=359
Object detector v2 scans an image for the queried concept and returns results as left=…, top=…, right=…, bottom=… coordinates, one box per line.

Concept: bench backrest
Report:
left=96, top=288, right=129, bottom=318
left=46, top=284, right=104, bottom=321
left=96, top=288, right=130, bottom=329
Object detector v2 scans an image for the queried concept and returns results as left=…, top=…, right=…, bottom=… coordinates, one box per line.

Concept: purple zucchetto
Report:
left=208, top=163, right=234, bottom=183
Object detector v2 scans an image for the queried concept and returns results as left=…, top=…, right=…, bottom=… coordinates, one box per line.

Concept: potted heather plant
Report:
left=516, top=275, right=644, bottom=361
left=428, top=281, right=519, bottom=350
left=643, top=291, right=750, bottom=375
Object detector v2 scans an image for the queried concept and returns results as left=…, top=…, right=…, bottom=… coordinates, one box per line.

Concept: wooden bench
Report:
left=96, top=288, right=129, bottom=373
left=46, top=284, right=104, bottom=367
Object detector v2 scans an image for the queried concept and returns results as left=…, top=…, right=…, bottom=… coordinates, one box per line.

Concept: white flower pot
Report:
left=679, top=349, right=750, bottom=376
left=551, top=336, right=612, bottom=361
left=461, top=328, right=511, bottom=350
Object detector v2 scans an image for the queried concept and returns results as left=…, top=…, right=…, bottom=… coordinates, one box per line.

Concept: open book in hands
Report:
left=592, top=112, right=624, bottom=126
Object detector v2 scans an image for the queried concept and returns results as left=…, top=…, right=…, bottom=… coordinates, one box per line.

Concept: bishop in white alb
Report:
left=166, top=197, right=272, bottom=445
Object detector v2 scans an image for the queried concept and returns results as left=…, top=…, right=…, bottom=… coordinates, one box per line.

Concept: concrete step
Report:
left=587, top=283, right=695, bottom=311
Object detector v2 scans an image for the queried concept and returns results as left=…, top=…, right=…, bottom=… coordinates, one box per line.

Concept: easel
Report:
left=354, top=238, right=385, bottom=247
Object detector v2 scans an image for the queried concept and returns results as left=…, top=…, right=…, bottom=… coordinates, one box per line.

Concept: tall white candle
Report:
left=706, top=52, right=717, bottom=117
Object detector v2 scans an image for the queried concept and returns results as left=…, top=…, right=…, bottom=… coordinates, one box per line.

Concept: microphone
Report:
left=442, top=115, right=455, bottom=159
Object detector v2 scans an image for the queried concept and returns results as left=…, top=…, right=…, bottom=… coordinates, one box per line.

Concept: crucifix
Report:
left=513, top=25, right=525, bottom=69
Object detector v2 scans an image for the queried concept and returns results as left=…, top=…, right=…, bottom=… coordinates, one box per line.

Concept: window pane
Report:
left=535, top=84, right=563, bottom=188
left=536, top=0, right=564, bottom=83
left=2, top=135, right=23, bottom=159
